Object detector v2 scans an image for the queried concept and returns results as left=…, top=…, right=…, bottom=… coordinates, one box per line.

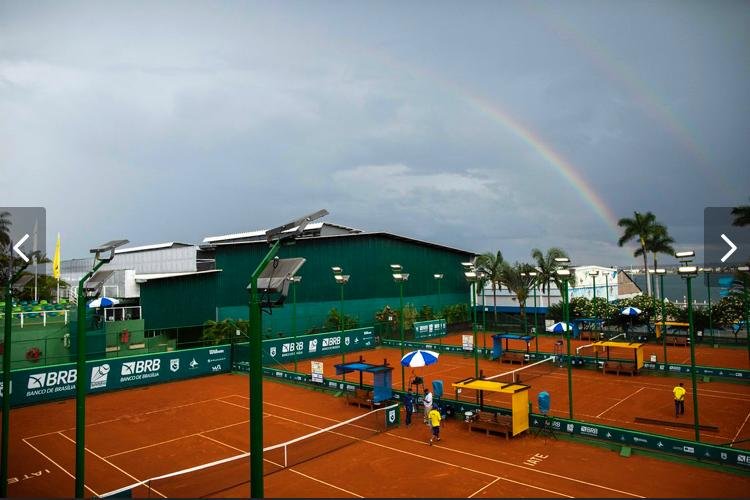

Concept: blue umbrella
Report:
left=400, top=349, right=440, bottom=368
left=620, top=306, right=642, bottom=316
left=88, top=297, right=120, bottom=308
left=546, top=322, right=573, bottom=333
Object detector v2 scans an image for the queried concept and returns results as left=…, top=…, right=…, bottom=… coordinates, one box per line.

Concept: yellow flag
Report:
left=52, top=233, right=61, bottom=279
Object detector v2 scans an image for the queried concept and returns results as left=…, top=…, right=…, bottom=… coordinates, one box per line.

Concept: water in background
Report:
left=631, top=273, right=739, bottom=304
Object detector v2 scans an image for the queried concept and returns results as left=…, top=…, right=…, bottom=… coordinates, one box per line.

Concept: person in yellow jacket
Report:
left=673, top=382, right=686, bottom=417
left=428, top=406, right=442, bottom=445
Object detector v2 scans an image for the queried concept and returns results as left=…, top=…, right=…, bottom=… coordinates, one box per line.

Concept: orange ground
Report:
left=280, top=338, right=750, bottom=450
left=7, top=373, right=750, bottom=498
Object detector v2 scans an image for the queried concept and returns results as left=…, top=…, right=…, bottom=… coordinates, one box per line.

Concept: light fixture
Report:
left=554, top=257, right=570, bottom=264
left=392, top=273, right=409, bottom=282
left=528, top=271, right=538, bottom=277
left=653, top=268, right=666, bottom=275
left=290, top=276, right=302, bottom=283
left=461, top=261, right=474, bottom=270
left=433, top=273, right=444, bottom=279
left=738, top=266, right=749, bottom=272
left=390, top=264, right=402, bottom=271
left=464, top=271, right=478, bottom=280
left=334, top=274, right=350, bottom=284
left=331, top=266, right=342, bottom=274
left=588, top=270, right=599, bottom=276
left=678, top=266, right=698, bottom=275
left=556, top=269, right=571, bottom=276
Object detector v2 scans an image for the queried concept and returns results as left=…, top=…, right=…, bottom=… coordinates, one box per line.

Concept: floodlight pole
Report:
left=605, top=273, right=609, bottom=303
left=292, top=278, right=299, bottom=374
left=591, top=273, right=598, bottom=332
left=684, top=274, right=700, bottom=442
left=563, top=279, right=573, bottom=419
left=743, top=273, right=749, bottom=363
left=339, top=280, right=346, bottom=382
left=533, top=281, right=539, bottom=354
left=659, top=274, right=667, bottom=369
left=248, top=240, right=281, bottom=499
left=75, top=258, right=107, bottom=498
left=472, top=282, right=478, bottom=379
left=706, top=270, right=714, bottom=347
left=399, top=279, right=405, bottom=391
left=1, top=244, right=30, bottom=497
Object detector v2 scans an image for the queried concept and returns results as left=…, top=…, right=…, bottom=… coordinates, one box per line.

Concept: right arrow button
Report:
left=720, top=233, right=737, bottom=263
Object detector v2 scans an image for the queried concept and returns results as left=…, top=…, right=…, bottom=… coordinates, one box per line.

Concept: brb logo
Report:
left=322, top=337, right=341, bottom=350
left=27, top=369, right=77, bottom=389
left=120, top=359, right=161, bottom=381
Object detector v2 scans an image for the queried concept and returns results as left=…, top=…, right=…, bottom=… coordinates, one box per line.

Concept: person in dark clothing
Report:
left=403, top=390, right=415, bottom=427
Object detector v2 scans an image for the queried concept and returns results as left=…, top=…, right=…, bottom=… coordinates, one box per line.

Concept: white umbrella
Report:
left=88, top=297, right=120, bottom=308
left=546, top=322, right=574, bottom=333
left=400, top=349, right=440, bottom=368
left=620, top=306, right=642, bottom=316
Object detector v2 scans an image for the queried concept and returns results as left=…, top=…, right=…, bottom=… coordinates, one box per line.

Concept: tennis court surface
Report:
left=8, top=373, right=750, bottom=498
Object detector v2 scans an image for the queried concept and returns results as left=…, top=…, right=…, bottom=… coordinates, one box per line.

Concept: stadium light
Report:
left=390, top=264, right=408, bottom=390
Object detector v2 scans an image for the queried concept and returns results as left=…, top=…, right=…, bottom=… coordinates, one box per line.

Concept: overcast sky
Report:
left=1, top=1, right=748, bottom=267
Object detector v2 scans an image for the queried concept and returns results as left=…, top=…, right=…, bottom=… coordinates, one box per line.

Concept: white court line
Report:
left=23, top=395, right=243, bottom=441
left=361, top=438, right=571, bottom=497
left=288, top=469, right=364, bottom=498
left=22, top=438, right=101, bottom=498
left=56, top=432, right=168, bottom=499
left=596, top=387, right=646, bottom=418
left=385, top=433, right=644, bottom=498
left=199, top=433, right=246, bottom=454
left=468, top=477, right=500, bottom=498
left=105, top=419, right=249, bottom=458
left=730, top=410, right=750, bottom=447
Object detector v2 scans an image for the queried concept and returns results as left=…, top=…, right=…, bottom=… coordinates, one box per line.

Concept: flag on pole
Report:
left=53, top=233, right=61, bottom=279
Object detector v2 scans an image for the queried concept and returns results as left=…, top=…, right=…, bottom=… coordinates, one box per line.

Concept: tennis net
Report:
left=99, top=403, right=398, bottom=498
left=485, top=356, right=555, bottom=385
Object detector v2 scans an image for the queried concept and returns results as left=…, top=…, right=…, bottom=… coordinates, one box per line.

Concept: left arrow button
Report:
left=13, top=233, right=30, bottom=262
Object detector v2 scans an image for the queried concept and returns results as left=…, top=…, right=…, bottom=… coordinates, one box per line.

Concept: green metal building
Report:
left=139, top=228, right=474, bottom=336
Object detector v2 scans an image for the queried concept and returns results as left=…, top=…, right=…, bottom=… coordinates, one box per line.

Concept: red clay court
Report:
left=8, top=373, right=750, bottom=498
left=279, top=337, right=750, bottom=451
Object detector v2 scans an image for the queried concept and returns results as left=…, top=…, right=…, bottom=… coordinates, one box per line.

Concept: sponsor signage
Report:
left=413, top=319, right=447, bottom=340
left=535, top=417, right=747, bottom=468
left=1, top=346, right=230, bottom=407
left=260, top=328, right=376, bottom=365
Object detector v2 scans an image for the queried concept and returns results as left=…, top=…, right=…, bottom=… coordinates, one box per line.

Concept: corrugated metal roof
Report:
left=204, top=230, right=474, bottom=256
left=116, top=242, right=193, bottom=254
left=135, top=269, right=222, bottom=283
left=202, top=222, right=360, bottom=243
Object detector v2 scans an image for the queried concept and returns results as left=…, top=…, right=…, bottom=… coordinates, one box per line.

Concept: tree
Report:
left=530, top=247, right=569, bottom=307
left=0, top=211, right=10, bottom=247
left=498, top=262, right=536, bottom=332
left=475, top=251, right=504, bottom=324
left=617, top=211, right=660, bottom=295
left=638, top=225, right=674, bottom=296
left=732, top=200, right=750, bottom=227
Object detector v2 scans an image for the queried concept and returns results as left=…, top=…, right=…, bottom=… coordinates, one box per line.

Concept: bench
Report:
left=602, top=361, right=637, bottom=376
left=580, top=331, right=601, bottom=341
left=666, top=335, right=688, bottom=346
left=468, top=411, right=514, bottom=439
left=346, top=388, right=374, bottom=410
left=500, top=352, right=526, bottom=365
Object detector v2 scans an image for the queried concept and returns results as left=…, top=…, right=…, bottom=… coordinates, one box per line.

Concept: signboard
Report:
left=529, top=417, right=750, bottom=469
left=262, top=327, right=375, bottom=365
left=413, top=319, right=447, bottom=340
left=1, top=346, right=230, bottom=407
left=311, top=361, right=324, bottom=384
left=462, top=335, right=474, bottom=351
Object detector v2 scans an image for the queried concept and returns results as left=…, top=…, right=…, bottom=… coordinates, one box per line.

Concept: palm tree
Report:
left=530, top=247, right=569, bottom=308
left=732, top=201, right=750, bottom=227
left=475, top=251, right=505, bottom=324
left=499, top=262, right=537, bottom=332
left=617, top=211, right=660, bottom=295
left=0, top=211, right=10, bottom=247
left=640, top=225, right=674, bottom=296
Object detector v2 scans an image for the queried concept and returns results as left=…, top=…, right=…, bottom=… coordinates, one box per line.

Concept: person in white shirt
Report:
left=423, top=388, right=433, bottom=424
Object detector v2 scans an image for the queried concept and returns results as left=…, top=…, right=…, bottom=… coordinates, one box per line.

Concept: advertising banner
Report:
left=1, top=346, right=230, bottom=407
left=413, top=319, right=447, bottom=339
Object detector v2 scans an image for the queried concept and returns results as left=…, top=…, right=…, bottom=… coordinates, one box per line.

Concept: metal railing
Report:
left=103, top=306, right=142, bottom=322
left=0, top=310, right=70, bottom=328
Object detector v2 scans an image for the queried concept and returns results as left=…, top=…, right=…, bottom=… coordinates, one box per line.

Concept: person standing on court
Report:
left=673, top=382, right=686, bottom=417
left=428, top=405, right=442, bottom=445
left=423, top=387, right=433, bottom=424
left=403, top=389, right=415, bottom=427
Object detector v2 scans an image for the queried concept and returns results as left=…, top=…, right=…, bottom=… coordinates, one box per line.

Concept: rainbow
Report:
left=461, top=93, right=622, bottom=238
